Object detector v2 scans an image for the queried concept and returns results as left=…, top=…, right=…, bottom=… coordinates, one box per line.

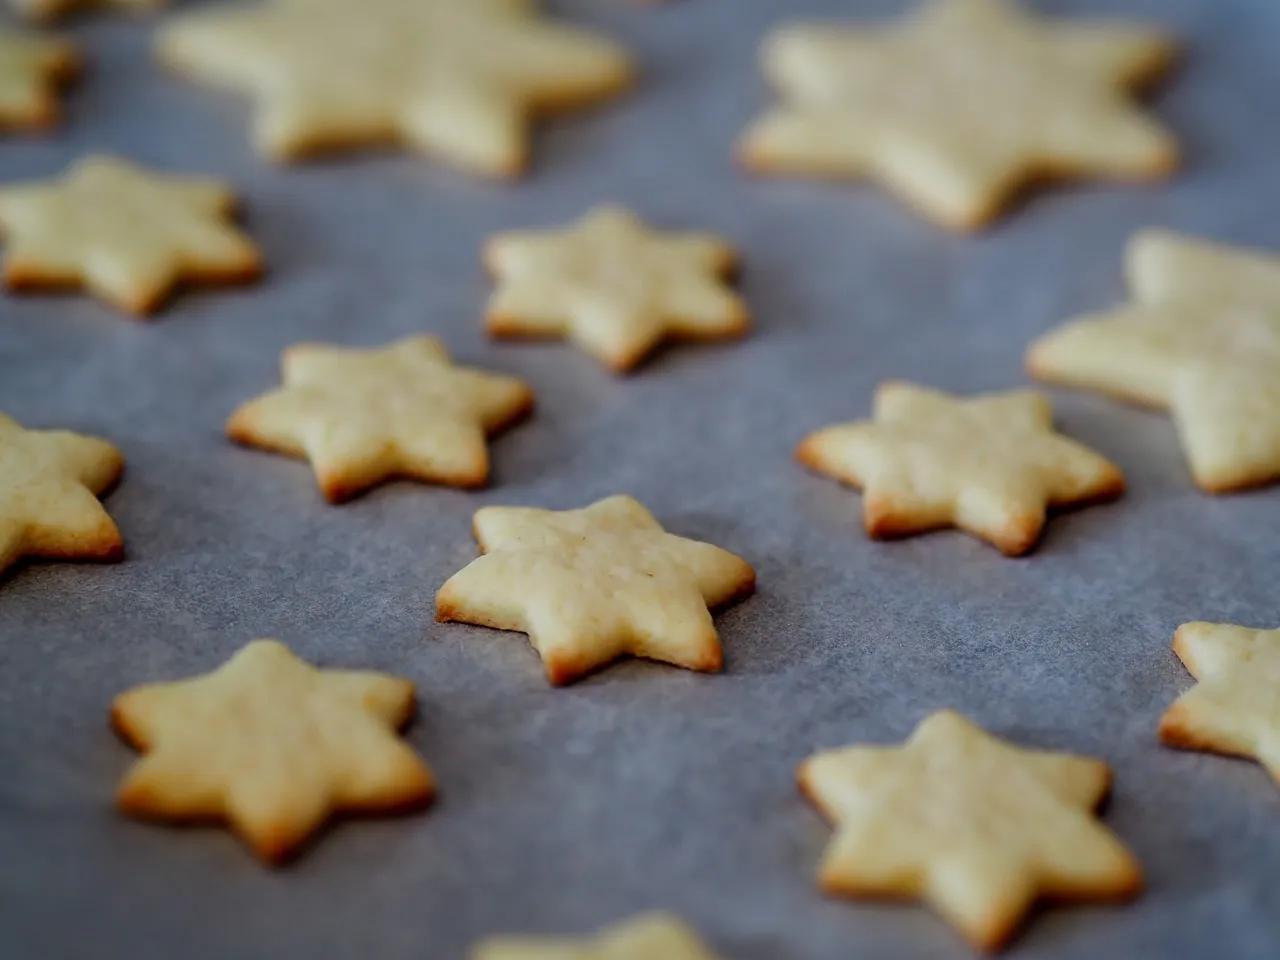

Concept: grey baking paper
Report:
left=2, top=1, right=1278, bottom=958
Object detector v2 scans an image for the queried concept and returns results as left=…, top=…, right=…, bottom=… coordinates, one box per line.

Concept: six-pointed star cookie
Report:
left=472, top=912, right=721, bottom=960
left=484, top=205, right=749, bottom=372
left=800, top=710, right=1141, bottom=952
left=1028, top=230, right=1280, bottom=493
left=8, top=0, right=163, bottom=23
left=796, top=381, right=1124, bottom=556
left=0, top=413, right=123, bottom=577
left=0, top=154, right=261, bottom=314
left=436, top=494, right=755, bottom=685
left=1160, top=621, right=1280, bottom=785
left=227, top=335, right=534, bottom=503
left=156, top=0, right=633, bottom=174
left=0, top=29, right=78, bottom=129
left=112, top=639, right=435, bottom=863
left=738, top=0, right=1177, bottom=229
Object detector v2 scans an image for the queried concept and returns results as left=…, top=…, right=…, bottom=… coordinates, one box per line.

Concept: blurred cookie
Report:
left=485, top=205, right=748, bottom=372
left=800, top=710, right=1141, bottom=951
left=112, top=639, right=435, bottom=863
left=1028, top=230, right=1280, bottom=492
left=227, top=336, right=533, bottom=503
left=0, top=28, right=77, bottom=128
left=436, top=494, right=755, bottom=685
left=797, top=381, right=1123, bottom=556
left=738, top=0, right=1176, bottom=229
left=472, top=912, right=721, bottom=960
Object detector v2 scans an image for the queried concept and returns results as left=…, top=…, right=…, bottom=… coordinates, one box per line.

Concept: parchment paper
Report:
left=2, top=1, right=1278, bottom=957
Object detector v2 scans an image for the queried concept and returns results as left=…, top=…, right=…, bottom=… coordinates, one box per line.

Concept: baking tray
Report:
left=2, top=0, right=1278, bottom=957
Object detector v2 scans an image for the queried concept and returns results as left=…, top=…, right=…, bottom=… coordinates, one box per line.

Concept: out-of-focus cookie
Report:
left=1159, top=621, right=1280, bottom=786
left=1028, top=230, right=1280, bottom=493
left=0, top=412, right=123, bottom=577
left=0, top=29, right=78, bottom=128
left=484, top=205, right=749, bottom=372
left=796, top=381, right=1124, bottom=556
left=156, top=0, right=633, bottom=174
left=227, top=335, right=533, bottom=503
left=436, top=494, right=755, bottom=685
left=738, top=0, right=1177, bottom=229
left=800, top=710, right=1141, bottom=952
left=471, top=912, right=721, bottom=960
left=0, top=154, right=261, bottom=314
left=8, top=0, right=163, bottom=23
left=111, top=639, right=435, bottom=863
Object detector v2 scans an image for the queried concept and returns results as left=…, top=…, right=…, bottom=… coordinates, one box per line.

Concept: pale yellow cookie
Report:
left=471, top=912, right=721, bottom=960
left=484, top=205, right=749, bottom=372
left=436, top=494, right=755, bottom=685
left=112, top=639, right=435, bottom=863
left=0, top=154, right=261, bottom=315
left=1159, top=621, right=1280, bottom=785
left=796, top=381, right=1124, bottom=556
left=0, top=29, right=78, bottom=129
left=156, top=0, right=633, bottom=174
left=227, top=335, right=533, bottom=503
left=1028, top=230, right=1280, bottom=493
left=800, top=710, right=1141, bottom=952
left=8, top=0, right=163, bottom=23
left=738, top=0, right=1176, bottom=229
left=0, top=412, right=123, bottom=576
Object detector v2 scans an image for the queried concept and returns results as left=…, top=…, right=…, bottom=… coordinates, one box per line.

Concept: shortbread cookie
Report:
left=1028, top=230, right=1280, bottom=492
left=0, top=413, right=123, bottom=576
left=800, top=710, right=1141, bottom=952
left=738, top=0, right=1176, bottom=229
left=436, top=494, right=755, bottom=685
left=0, top=154, right=260, bottom=314
left=1160, top=621, right=1280, bottom=785
left=485, top=205, right=749, bottom=372
left=9, top=0, right=163, bottom=23
left=227, top=336, right=533, bottom=503
left=156, top=0, right=633, bottom=174
left=796, top=382, right=1124, bottom=556
left=472, top=912, right=721, bottom=960
left=112, top=639, right=434, bottom=863
left=0, top=29, right=78, bottom=128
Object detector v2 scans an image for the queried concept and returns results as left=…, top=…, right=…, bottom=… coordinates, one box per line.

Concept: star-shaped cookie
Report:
left=471, top=913, right=721, bottom=960
left=1028, top=230, right=1280, bottom=493
left=8, top=0, right=163, bottom=23
left=436, top=494, right=755, bottom=685
left=0, top=154, right=261, bottom=315
left=0, top=413, right=123, bottom=577
left=796, top=382, right=1124, bottom=556
left=227, top=336, right=534, bottom=503
left=738, top=0, right=1177, bottom=229
left=484, top=205, right=749, bottom=372
left=800, top=710, right=1141, bottom=952
left=156, top=0, right=633, bottom=174
left=112, top=639, right=435, bottom=863
left=0, top=29, right=78, bottom=129
left=1160, top=621, right=1280, bottom=786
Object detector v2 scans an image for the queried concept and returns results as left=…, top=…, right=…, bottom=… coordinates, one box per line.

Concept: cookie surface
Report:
left=0, top=154, right=260, bottom=314
left=9, top=0, right=163, bottom=22
left=227, top=335, right=533, bottom=503
left=471, top=912, right=720, bottom=960
left=799, top=710, right=1141, bottom=952
left=1028, top=230, right=1280, bottom=493
left=738, top=0, right=1176, bottom=229
left=436, top=494, right=755, bottom=685
left=0, top=412, right=123, bottom=577
left=485, top=205, right=749, bottom=371
left=796, top=381, right=1124, bottom=556
left=0, top=29, right=78, bottom=128
left=156, top=0, right=633, bottom=174
left=111, top=639, right=435, bottom=863
left=1159, top=621, right=1280, bottom=785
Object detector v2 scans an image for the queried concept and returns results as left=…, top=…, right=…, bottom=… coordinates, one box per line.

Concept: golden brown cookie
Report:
left=0, top=28, right=78, bottom=128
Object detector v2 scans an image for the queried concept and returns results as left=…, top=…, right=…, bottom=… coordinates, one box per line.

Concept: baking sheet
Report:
left=2, top=0, right=1279, bottom=957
